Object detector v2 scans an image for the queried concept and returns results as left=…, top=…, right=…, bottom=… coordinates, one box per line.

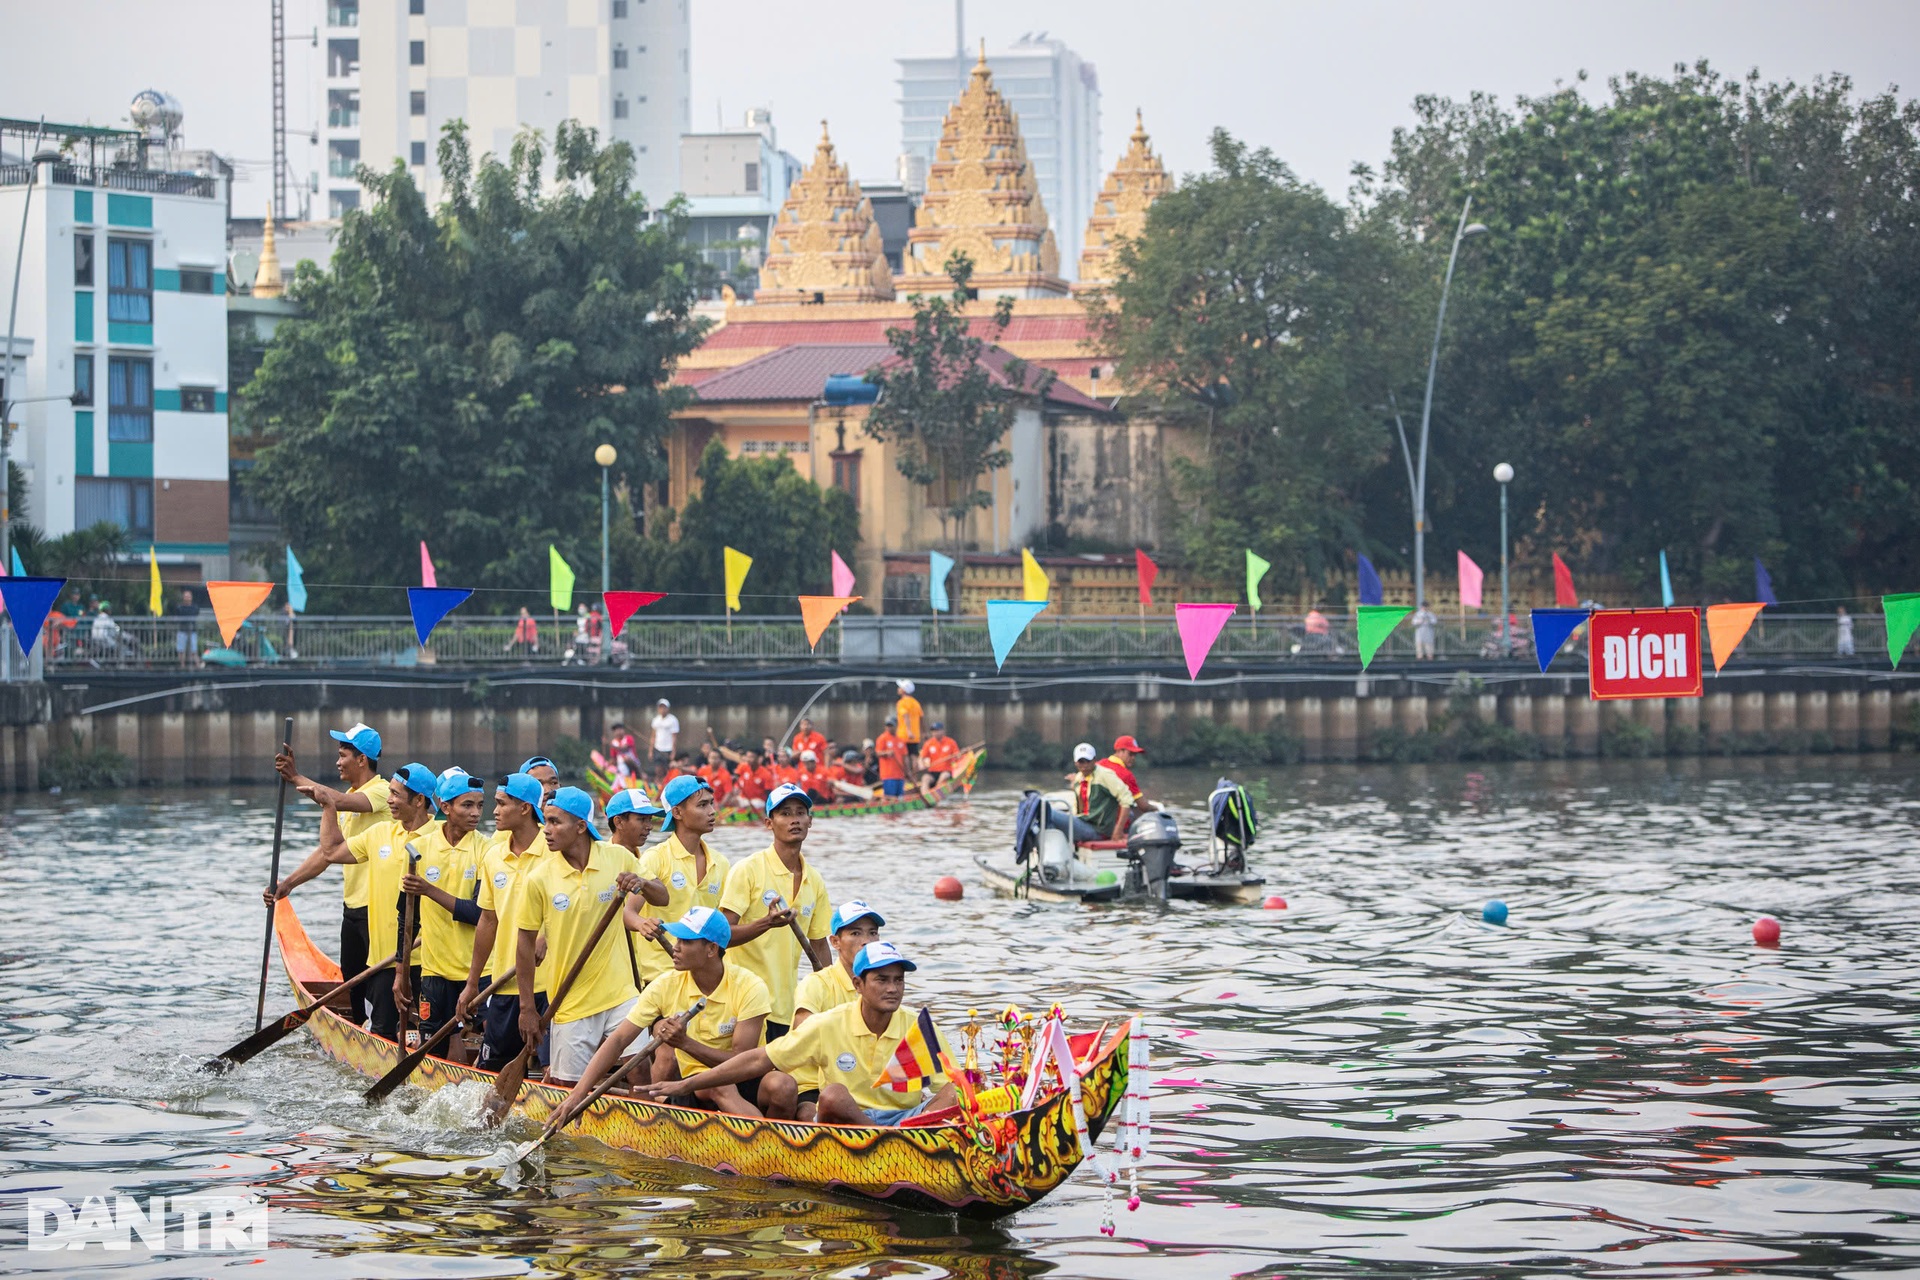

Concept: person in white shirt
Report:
left=650, top=698, right=681, bottom=779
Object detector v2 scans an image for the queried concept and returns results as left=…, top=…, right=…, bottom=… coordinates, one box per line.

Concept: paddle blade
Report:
left=202, top=1004, right=314, bottom=1073
left=483, top=1048, right=533, bottom=1126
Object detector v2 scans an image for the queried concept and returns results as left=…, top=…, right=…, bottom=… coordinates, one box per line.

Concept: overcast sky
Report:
left=9, top=0, right=1918, bottom=218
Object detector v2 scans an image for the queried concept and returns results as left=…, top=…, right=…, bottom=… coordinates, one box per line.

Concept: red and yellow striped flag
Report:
left=876, top=1008, right=944, bottom=1093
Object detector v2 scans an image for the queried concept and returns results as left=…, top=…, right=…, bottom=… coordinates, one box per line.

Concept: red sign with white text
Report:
left=1587, top=608, right=1703, bottom=700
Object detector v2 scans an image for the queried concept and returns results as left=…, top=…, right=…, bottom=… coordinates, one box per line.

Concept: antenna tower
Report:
left=272, top=0, right=288, bottom=219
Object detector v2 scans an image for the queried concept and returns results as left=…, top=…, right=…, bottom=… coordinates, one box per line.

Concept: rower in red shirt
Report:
left=825, top=749, right=872, bottom=801
left=773, top=750, right=803, bottom=788
left=790, top=717, right=827, bottom=767
left=875, top=717, right=910, bottom=799
left=918, top=720, right=960, bottom=785
left=1101, top=735, right=1149, bottom=817
left=796, top=750, right=833, bottom=803
left=732, top=751, right=772, bottom=807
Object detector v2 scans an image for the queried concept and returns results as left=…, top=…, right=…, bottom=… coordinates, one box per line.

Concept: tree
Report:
left=862, top=254, right=1051, bottom=544
left=242, top=121, right=705, bottom=610
left=646, top=440, right=858, bottom=615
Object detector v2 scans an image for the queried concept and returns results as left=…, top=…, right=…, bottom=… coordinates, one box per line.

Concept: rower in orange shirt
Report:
left=875, top=716, right=910, bottom=799
left=773, top=750, right=803, bottom=788
left=790, top=717, right=827, bottom=767
left=796, top=750, right=832, bottom=803
left=732, top=750, right=772, bottom=808
left=918, top=721, right=960, bottom=786
left=825, top=749, right=872, bottom=801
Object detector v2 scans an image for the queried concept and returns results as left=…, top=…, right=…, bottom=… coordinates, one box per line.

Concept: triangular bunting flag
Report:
left=1246, top=549, right=1271, bottom=611
left=1458, top=551, right=1483, bottom=609
left=799, top=595, right=859, bottom=649
left=830, top=551, right=856, bottom=598
left=1135, top=549, right=1158, bottom=607
left=148, top=546, right=163, bottom=616
left=419, top=541, right=437, bottom=588
left=286, top=546, right=308, bottom=613
left=1356, top=554, right=1383, bottom=606
left=986, top=599, right=1048, bottom=670
left=1021, top=549, right=1050, bottom=603
left=407, top=586, right=472, bottom=646
left=1755, top=558, right=1777, bottom=606
left=1658, top=549, right=1674, bottom=608
left=549, top=545, right=576, bottom=612
left=1174, top=603, right=1236, bottom=679
left=10, top=547, right=24, bottom=577
left=724, top=546, right=752, bottom=612
left=928, top=550, right=954, bottom=612
left=1530, top=607, right=1589, bottom=672
left=604, top=589, right=666, bottom=638
left=1552, top=553, right=1578, bottom=606
left=0, top=577, right=65, bottom=655
left=205, top=580, right=276, bottom=647
left=1356, top=604, right=1412, bottom=670
left=1704, top=602, right=1766, bottom=672
left=1885, top=593, right=1920, bottom=669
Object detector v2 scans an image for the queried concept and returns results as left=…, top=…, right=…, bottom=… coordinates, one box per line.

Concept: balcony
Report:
left=327, top=109, right=359, bottom=129
left=327, top=2, right=358, bottom=26
left=0, top=162, right=218, bottom=199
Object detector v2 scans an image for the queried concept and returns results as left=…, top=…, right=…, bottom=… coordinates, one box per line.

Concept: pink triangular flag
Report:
left=830, top=550, right=856, bottom=598
left=419, top=541, right=437, bottom=588
left=1457, top=551, right=1484, bottom=609
left=1174, top=603, right=1237, bottom=680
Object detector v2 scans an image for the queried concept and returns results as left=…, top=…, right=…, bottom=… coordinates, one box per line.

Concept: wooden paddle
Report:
left=772, top=894, right=825, bottom=972
left=253, top=716, right=295, bottom=1033
left=481, top=888, right=631, bottom=1126
left=362, top=966, right=516, bottom=1103
left=203, top=954, right=399, bottom=1073
left=394, top=843, right=423, bottom=1050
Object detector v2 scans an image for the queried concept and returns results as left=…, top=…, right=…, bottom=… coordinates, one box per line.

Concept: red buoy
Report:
left=1262, top=895, right=1287, bottom=910
left=934, top=876, right=964, bottom=901
left=1753, top=916, right=1781, bottom=947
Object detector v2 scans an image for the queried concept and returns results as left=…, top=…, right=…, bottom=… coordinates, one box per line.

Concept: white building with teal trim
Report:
left=0, top=119, right=232, bottom=578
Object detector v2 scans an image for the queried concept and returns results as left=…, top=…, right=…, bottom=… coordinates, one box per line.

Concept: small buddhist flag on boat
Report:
left=877, top=1008, right=945, bottom=1094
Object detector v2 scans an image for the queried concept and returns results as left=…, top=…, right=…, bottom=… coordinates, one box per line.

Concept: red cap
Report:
left=1113, top=735, right=1146, bottom=754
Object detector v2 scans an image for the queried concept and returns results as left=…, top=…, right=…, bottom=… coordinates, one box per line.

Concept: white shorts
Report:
left=547, top=997, right=639, bottom=1081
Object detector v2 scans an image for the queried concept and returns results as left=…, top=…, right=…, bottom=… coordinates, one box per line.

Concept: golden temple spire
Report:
left=900, top=46, right=1066, bottom=298
left=755, top=120, right=894, bottom=305
left=1075, top=108, right=1172, bottom=294
left=251, top=203, right=285, bottom=299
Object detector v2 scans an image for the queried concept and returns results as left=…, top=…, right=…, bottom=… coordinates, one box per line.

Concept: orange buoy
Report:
left=934, top=876, right=964, bottom=901
left=1262, top=895, right=1287, bottom=910
left=1753, top=916, right=1780, bottom=946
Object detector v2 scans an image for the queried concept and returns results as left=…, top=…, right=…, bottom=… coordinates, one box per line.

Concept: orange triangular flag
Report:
left=798, top=595, right=859, bottom=649
left=1705, top=602, right=1766, bottom=672
left=205, top=580, right=276, bottom=647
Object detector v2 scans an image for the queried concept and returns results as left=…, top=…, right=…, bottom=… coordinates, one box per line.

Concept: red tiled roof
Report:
left=685, top=342, right=1111, bottom=413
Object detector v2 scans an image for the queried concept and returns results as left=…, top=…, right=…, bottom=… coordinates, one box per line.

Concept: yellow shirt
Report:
left=633, top=833, right=730, bottom=983
left=346, top=816, right=440, bottom=966
left=516, top=840, right=643, bottom=1024
left=765, top=1001, right=947, bottom=1114
left=717, top=846, right=830, bottom=1025
left=894, top=695, right=924, bottom=743
left=627, top=962, right=772, bottom=1077
left=790, top=961, right=859, bottom=1091
left=337, top=775, right=392, bottom=909
left=476, top=829, right=553, bottom=997
left=408, top=823, right=484, bottom=981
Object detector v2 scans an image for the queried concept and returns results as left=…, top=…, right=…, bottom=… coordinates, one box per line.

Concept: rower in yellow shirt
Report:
left=793, top=901, right=882, bottom=1028
left=459, top=772, right=552, bottom=1070
left=719, top=783, right=831, bottom=1040
left=393, top=768, right=486, bottom=1043
left=630, top=775, right=730, bottom=985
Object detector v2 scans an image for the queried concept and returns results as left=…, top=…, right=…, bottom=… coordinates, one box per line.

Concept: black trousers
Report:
left=415, top=974, right=464, bottom=1043
left=366, top=968, right=399, bottom=1042
left=339, top=906, right=370, bottom=1026
left=479, top=990, right=549, bottom=1070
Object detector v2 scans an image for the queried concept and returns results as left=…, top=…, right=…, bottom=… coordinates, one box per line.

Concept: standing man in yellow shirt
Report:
left=515, top=787, right=645, bottom=1083
left=460, top=772, right=552, bottom=1070
left=394, top=768, right=486, bottom=1043
left=719, top=783, right=831, bottom=1041
left=605, top=787, right=672, bottom=980
left=266, top=722, right=390, bottom=1027
left=893, top=679, right=924, bottom=773
left=628, top=775, right=730, bottom=987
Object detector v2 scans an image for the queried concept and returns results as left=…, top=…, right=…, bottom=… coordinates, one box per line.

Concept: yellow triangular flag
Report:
left=1021, top=548, right=1050, bottom=602
left=799, top=595, right=860, bottom=648
left=723, top=547, right=753, bottom=612
left=1705, top=602, right=1766, bottom=672
left=204, top=580, right=275, bottom=647
left=148, top=546, right=162, bottom=616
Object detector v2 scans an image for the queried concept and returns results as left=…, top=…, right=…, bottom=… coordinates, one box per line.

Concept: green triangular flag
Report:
left=549, top=544, right=576, bottom=612
left=1885, top=593, right=1920, bottom=668
left=1355, top=604, right=1413, bottom=670
left=1245, top=549, right=1272, bottom=611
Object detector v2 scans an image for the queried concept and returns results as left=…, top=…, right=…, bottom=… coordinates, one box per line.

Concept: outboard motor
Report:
left=1124, top=809, right=1182, bottom=899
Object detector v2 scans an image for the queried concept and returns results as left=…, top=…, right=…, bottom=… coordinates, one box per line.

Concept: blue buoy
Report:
left=1482, top=899, right=1509, bottom=926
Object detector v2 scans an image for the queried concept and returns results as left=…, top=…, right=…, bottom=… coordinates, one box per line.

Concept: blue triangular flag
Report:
left=1356, top=553, right=1383, bottom=606
left=0, top=576, right=66, bottom=655
left=1658, top=550, right=1674, bottom=608
left=929, top=549, right=955, bottom=613
left=1529, top=608, right=1589, bottom=672
left=407, top=586, right=472, bottom=645
left=286, top=546, right=308, bottom=614
left=9, top=547, right=23, bottom=577
left=985, top=599, right=1048, bottom=670
left=1754, top=557, right=1776, bottom=607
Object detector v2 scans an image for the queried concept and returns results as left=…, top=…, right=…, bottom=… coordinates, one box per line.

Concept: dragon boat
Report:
left=272, top=889, right=1131, bottom=1218
left=588, top=749, right=984, bottom=825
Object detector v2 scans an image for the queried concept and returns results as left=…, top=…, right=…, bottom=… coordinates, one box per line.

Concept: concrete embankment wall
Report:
left=0, top=666, right=1915, bottom=792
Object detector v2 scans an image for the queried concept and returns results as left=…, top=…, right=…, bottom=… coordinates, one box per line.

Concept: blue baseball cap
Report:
left=765, top=782, right=812, bottom=817
left=391, top=762, right=439, bottom=809
left=659, top=774, right=711, bottom=832
left=830, top=900, right=885, bottom=934
left=663, top=906, right=731, bottom=949
left=606, top=786, right=664, bottom=819
left=330, top=721, right=382, bottom=760
left=852, top=940, right=917, bottom=978
left=519, top=755, right=557, bottom=775
left=435, top=767, right=485, bottom=804
left=495, top=771, right=544, bottom=814
left=546, top=785, right=603, bottom=840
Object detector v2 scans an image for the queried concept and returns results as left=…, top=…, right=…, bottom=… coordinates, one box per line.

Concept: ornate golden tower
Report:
left=900, top=46, right=1067, bottom=298
left=251, top=204, right=285, bottom=299
left=756, top=122, right=895, bottom=305
left=1075, top=110, right=1172, bottom=294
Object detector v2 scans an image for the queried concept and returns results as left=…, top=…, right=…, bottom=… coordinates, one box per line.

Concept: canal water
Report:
left=2, top=756, right=1917, bottom=1277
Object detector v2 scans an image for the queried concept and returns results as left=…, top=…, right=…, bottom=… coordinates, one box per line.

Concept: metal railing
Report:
left=33, top=612, right=1883, bottom=672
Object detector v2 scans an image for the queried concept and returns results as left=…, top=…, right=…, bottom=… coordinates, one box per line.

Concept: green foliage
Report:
left=647, top=440, right=859, bottom=614
left=864, top=254, right=1050, bottom=538
left=242, top=121, right=705, bottom=611
left=42, top=733, right=133, bottom=791
left=548, top=733, right=594, bottom=778
left=24, top=523, right=147, bottom=614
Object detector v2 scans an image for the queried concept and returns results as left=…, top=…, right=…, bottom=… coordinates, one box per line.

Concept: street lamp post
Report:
left=594, top=443, right=616, bottom=593
left=1412, top=197, right=1489, bottom=612
left=1494, top=462, right=1514, bottom=656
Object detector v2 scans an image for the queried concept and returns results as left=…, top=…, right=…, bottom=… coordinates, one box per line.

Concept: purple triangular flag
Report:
left=0, top=577, right=67, bottom=655
left=407, top=586, right=472, bottom=645
left=1357, top=553, right=1383, bottom=606
left=1754, top=558, right=1777, bottom=607
left=1529, top=607, right=1589, bottom=672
